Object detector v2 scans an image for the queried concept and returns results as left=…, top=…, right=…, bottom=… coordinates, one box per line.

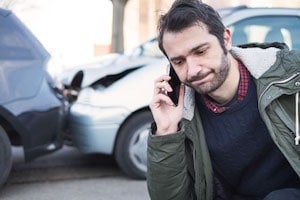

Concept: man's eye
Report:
left=195, top=49, right=205, bottom=55
left=173, top=60, right=183, bottom=66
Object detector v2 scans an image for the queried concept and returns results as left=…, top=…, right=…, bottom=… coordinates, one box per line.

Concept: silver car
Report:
left=63, top=6, right=300, bottom=179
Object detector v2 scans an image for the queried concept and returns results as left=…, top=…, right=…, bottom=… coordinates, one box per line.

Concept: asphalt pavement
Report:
left=0, top=146, right=150, bottom=200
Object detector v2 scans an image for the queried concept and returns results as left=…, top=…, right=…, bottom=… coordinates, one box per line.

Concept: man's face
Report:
left=163, top=23, right=232, bottom=95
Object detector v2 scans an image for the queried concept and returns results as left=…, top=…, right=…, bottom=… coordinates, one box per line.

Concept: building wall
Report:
left=125, top=0, right=173, bottom=50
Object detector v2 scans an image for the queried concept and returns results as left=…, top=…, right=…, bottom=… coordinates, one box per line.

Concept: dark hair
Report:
left=157, top=0, right=226, bottom=56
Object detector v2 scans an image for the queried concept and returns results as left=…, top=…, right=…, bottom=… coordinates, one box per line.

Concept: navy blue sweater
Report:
left=196, top=77, right=300, bottom=199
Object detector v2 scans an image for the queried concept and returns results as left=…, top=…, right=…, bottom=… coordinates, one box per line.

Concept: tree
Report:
left=111, top=0, right=129, bottom=53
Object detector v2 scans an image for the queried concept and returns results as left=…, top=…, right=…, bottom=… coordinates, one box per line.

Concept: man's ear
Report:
left=223, top=28, right=232, bottom=50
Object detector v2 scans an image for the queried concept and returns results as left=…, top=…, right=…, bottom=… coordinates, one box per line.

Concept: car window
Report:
left=229, top=16, right=300, bottom=50
left=0, top=17, right=35, bottom=60
left=0, top=14, right=48, bottom=103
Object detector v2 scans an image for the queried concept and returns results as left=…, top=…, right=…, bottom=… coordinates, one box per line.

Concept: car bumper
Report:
left=69, top=102, right=129, bottom=154
left=22, top=105, right=66, bottom=161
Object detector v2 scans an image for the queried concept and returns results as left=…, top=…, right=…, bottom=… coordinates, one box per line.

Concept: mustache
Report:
left=187, top=71, right=211, bottom=82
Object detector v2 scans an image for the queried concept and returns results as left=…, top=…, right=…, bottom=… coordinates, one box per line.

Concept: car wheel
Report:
left=115, top=110, right=153, bottom=179
left=0, top=126, right=12, bottom=187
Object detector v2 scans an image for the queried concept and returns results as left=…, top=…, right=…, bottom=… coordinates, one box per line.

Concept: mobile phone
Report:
left=167, top=64, right=181, bottom=106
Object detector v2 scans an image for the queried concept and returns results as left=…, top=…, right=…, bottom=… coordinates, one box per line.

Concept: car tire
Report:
left=0, top=125, right=12, bottom=188
left=115, top=110, right=153, bottom=179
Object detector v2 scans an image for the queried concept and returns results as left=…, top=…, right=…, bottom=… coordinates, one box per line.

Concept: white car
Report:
left=69, top=59, right=167, bottom=179
left=62, top=6, right=300, bottom=179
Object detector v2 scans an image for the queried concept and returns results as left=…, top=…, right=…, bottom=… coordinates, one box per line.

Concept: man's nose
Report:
left=186, top=58, right=201, bottom=77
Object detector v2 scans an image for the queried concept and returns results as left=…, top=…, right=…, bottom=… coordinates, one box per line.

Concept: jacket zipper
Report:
left=258, top=72, right=300, bottom=145
left=295, top=92, right=299, bottom=145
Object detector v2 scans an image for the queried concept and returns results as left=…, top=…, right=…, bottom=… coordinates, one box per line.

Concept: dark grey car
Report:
left=0, top=8, right=66, bottom=187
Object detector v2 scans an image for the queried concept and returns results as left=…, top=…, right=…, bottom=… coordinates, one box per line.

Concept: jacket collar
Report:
left=231, top=46, right=279, bottom=79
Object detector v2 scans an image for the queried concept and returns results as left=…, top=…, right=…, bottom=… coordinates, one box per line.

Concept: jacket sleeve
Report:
left=147, top=123, right=195, bottom=200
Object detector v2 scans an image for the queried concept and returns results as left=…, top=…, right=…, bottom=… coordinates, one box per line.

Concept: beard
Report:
left=186, top=53, right=230, bottom=94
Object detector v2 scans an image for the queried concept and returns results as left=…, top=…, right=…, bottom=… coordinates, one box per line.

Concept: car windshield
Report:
left=0, top=10, right=50, bottom=102
left=228, top=15, right=300, bottom=50
left=0, top=16, right=39, bottom=60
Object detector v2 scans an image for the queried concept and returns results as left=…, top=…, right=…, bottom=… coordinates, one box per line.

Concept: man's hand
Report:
left=149, top=74, right=185, bottom=135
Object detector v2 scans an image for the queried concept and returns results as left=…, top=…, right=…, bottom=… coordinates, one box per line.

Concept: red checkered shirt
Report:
left=203, top=62, right=249, bottom=113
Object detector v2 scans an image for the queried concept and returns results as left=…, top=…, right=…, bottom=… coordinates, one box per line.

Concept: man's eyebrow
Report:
left=190, top=42, right=209, bottom=53
left=169, top=43, right=209, bottom=62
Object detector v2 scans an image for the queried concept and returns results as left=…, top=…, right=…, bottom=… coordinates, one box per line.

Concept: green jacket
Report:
left=147, top=43, right=300, bottom=200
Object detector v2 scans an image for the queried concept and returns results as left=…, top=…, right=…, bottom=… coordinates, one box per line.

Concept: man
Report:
left=147, top=0, right=300, bottom=199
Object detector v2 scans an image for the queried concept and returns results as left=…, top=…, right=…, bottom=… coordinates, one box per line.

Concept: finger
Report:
left=154, top=76, right=171, bottom=94
left=154, top=75, right=171, bottom=83
left=177, top=84, right=185, bottom=107
left=150, top=93, right=175, bottom=109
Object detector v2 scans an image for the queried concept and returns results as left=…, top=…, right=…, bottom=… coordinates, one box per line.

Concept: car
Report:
left=58, top=38, right=167, bottom=179
left=61, top=6, right=300, bottom=180
left=222, top=6, right=300, bottom=49
left=0, top=8, right=67, bottom=187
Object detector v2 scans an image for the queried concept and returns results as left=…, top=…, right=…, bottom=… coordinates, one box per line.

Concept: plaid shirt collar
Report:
left=203, top=61, right=249, bottom=113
